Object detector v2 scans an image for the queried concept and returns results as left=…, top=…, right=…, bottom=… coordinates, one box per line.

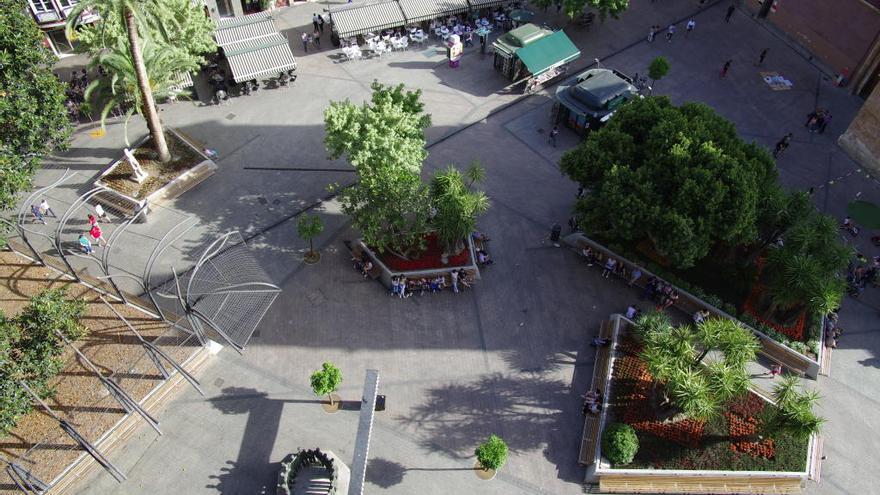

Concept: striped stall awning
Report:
left=330, top=1, right=407, bottom=38
left=215, top=17, right=277, bottom=46
left=398, top=0, right=469, bottom=23
left=223, top=34, right=297, bottom=83
left=467, top=0, right=510, bottom=9
left=216, top=10, right=273, bottom=28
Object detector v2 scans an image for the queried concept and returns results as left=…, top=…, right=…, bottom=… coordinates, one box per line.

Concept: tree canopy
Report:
left=563, top=0, right=629, bottom=20
left=73, top=0, right=215, bottom=74
left=560, top=97, right=778, bottom=268
left=475, top=434, right=508, bottom=470
left=0, top=1, right=71, bottom=209
left=325, top=82, right=433, bottom=258
left=309, top=362, right=342, bottom=399
left=636, top=312, right=759, bottom=421
left=430, top=163, right=490, bottom=255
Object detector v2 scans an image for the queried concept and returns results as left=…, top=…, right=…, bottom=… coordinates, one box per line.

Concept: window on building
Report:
left=29, top=0, right=53, bottom=13
left=57, top=0, right=79, bottom=8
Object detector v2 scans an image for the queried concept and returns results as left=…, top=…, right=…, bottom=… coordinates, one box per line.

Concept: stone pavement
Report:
left=28, top=1, right=880, bottom=494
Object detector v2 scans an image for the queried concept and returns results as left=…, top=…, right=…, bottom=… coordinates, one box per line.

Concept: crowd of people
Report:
left=389, top=269, right=475, bottom=298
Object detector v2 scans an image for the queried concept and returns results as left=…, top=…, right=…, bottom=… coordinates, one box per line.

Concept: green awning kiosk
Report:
left=492, top=23, right=581, bottom=92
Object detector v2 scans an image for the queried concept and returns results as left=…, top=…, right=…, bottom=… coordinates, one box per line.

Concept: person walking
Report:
left=756, top=48, right=768, bottom=66
left=317, top=14, right=325, bottom=33
left=39, top=199, right=56, bottom=218
left=312, top=13, right=319, bottom=32
left=724, top=3, right=735, bottom=22
left=301, top=32, right=309, bottom=52
left=451, top=269, right=459, bottom=293
left=89, top=223, right=107, bottom=246
left=313, top=29, right=321, bottom=48
left=720, top=59, right=732, bottom=78
left=78, top=234, right=93, bottom=254
left=30, top=204, right=46, bottom=224
left=819, top=113, right=832, bottom=133
left=647, top=25, right=657, bottom=43
left=773, top=133, right=793, bottom=158
left=94, top=203, right=109, bottom=222
left=685, top=19, right=696, bottom=37
left=665, top=23, right=676, bottom=42
left=548, top=125, right=560, bottom=147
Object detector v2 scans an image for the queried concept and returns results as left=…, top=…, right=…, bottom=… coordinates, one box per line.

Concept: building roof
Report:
left=555, top=68, right=638, bottom=119
left=492, top=23, right=552, bottom=55
left=514, top=30, right=580, bottom=76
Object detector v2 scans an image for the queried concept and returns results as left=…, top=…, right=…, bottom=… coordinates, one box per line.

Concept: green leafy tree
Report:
left=636, top=313, right=759, bottom=420
left=765, top=375, right=824, bottom=440
left=67, top=0, right=174, bottom=162
left=0, top=2, right=72, bottom=210
left=648, top=56, right=670, bottom=87
left=325, top=82, right=432, bottom=258
left=85, top=38, right=192, bottom=145
left=560, top=97, right=778, bottom=268
left=601, top=423, right=639, bottom=465
left=430, top=163, right=490, bottom=255
left=310, top=362, right=342, bottom=406
left=0, top=288, right=87, bottom=434
left=562, top=0, right=629, bottom=20
left=747, top=189, right=813, bottom=263
left=297, top=214, right=324, bottom=258
left=475, top=434, right=508, bottom=470
left=75, top=0, right=215, bottom=74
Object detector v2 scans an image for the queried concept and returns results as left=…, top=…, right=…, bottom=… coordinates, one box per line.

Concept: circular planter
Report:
left=473, top=460, right=497, bottom=480
left=303, top=251, right=321, bottom=264
left=322, top=393, right=342, bottom=414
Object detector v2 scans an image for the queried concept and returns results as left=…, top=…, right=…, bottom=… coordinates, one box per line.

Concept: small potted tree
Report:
left=310, top=361, right=343, bottom=413
left=474, top=434, right=508, bottom=480
left=297, top=214, right=324, bottom=264
left=648, top=56, right=670, bottom=93
left=601, top=423, right=639, bottom=466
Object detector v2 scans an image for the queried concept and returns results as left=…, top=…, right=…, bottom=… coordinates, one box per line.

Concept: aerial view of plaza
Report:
left=1, top=0, right=879, bottom=493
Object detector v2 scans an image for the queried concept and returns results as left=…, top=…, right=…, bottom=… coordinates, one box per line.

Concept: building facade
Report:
left=26, top=0, right=99, bottom=56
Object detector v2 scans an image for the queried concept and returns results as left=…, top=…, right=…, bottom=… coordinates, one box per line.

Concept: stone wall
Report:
left=839, top=83, right=880, bottom=175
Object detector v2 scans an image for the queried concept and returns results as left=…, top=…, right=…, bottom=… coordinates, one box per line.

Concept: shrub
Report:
left=0, top=288, right=86, bottom=434
left=602, top=423, right=639, bottom=465
left=475, top=434, right=508, bottom=470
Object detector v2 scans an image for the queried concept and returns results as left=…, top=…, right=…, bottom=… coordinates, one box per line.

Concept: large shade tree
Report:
left=67, top=0, right=184, bottom=162
left=0, top=1, right=71, bottom=210
left=325, top=82, right=432, bottom=258
left=560, top=97, right=778, bottom=268
left=636, top=312, right=760, bottom=421
left=562, top=0, right=629, bottom=20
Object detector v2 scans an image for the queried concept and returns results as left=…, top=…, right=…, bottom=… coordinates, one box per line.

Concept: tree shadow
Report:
left=364, top=457, right=406, bottom=488
left=397, top=372, right=586, bottom=483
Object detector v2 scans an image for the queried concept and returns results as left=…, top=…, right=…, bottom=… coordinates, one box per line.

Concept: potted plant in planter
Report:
left=310, top=361, right=342, bottom=413
left=474, top=434, right=508, bottom=480
left=601, top=423, right=639, bottom=466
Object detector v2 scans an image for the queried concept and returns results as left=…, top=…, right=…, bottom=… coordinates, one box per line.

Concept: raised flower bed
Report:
left=358, top=233, right=481, bottom=289
left=94, top=129, right=217, bottom=216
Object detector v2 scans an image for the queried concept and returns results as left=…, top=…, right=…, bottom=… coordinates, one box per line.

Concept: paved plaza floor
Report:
left=31, top=1, right=880, bottom=494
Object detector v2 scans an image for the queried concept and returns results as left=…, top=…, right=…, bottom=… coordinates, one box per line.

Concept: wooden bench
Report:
left=599, top=474, right=804, bottom=494
left=579, top=319, right=614, bottom=466
left=759, top=337, right=808, bottom=377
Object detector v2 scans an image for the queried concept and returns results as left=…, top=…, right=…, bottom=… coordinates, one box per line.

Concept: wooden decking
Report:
left=578, top=319, right=614, bottom=465
left=599, top=473, right=804, bottom=494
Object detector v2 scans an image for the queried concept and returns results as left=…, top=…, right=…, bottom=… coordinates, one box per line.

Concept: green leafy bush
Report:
left=0, top=288, right=86, bottom=433
left=602, top=423, right=639, bottom=465
left=475, top=434, right=508, bottom=470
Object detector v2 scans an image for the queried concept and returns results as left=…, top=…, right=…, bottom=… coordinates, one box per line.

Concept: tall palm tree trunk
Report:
left=124, top=9, right=171, bottom=163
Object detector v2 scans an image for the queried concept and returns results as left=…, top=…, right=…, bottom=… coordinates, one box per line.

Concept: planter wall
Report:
left=93, top=128, right=218, bottom=217
left=356, top=237, right=481, bottom=289
left=563, top=234, right=821, bottom=379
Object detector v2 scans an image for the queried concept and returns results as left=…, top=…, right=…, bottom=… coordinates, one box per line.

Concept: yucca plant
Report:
left=766, top=375, right=824, bottom=440
left=430, top=164, right=490, bottom=255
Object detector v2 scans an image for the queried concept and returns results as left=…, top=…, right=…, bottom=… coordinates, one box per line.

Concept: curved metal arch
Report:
left=52, top=186, right=105, bottom=281
left=143, top=217, right=198, bottom=293
left=184, top=231, right=239, bottom=307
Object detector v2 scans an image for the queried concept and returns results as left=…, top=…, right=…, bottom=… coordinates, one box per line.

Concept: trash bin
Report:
left=550, top=224, right=562, bottom=243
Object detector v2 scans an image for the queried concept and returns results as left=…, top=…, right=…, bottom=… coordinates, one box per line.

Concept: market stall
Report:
left=492, top=23, right=580, bottom=91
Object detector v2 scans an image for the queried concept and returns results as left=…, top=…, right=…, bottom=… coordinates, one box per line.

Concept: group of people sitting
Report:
left=390, top=269, right=474, bottom=298
left=641, top=276, right=680, bottom=310
left=581, top=388, right=603, bottom=415
left=847, top=253, right=879, bottom=297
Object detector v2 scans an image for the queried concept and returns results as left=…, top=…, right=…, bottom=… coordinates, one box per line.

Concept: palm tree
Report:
left=67, top=0, right=171, bottom=162
left=430, top=166, right=490, bottom=255
left=766, top=375, right=824, bottom=440
left=84, top=38, right=189, bottom=147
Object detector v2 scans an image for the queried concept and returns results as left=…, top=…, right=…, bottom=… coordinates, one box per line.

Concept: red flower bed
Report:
left=375, top=233, right=471, bottom=271
left=743, top=283, right=806, bottom=341
left=725, top=395, right=775, bottom=459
